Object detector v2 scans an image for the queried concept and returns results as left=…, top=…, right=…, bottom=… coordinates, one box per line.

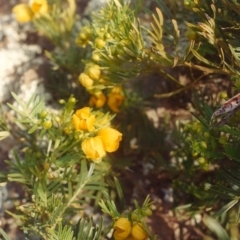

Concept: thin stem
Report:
left=51, top=163, right=95, bottom=230
left=158, top=68, right=183, bottom=86
left=154, top=72, right=209, bottom=98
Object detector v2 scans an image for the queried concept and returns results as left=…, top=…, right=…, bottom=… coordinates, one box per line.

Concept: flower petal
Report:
left=98, top=127, right=122, bottom=152
left=81, top=137, right=106, bottom=161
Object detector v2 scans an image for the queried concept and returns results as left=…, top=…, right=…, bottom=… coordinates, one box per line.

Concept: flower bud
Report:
left=87, top=65, right=101, bottom=80
left=79, top=32, right=88, bottom=40
left=219, top=136, right=227, bottom=145
left=43, top=120, right=52, bottom=129
left=220, top=92, right=228, bottom=99
left=131, top=213, right=139, bottom=221
left=192, top=151, right=198, bottom=157
left=203, top=132, right=210, bottom=139
left=92, top=53, right=101, bottom=62
left=198, top=157, right=206, bottom=164
left=59, top=99, right=65, bottom=104
left=95, top=38, right=106, bottom=49
left=43, top=162, right=50, bottom=171
left=105, top=33, right=112, bottom=39
left=141, top=208, right=152, bottom=216
left=40, top=110, right=48, bottom=118
left=69, top=97, right=76, bottom=103
left=63, top=127, right=71, bottom=134
left=75, top=27, right=91, bottom=47
left=79, top=73, right=94, bottom=88
left=55, top=116, right=61, bottom=122
left=200, top=141, right=207, bottom=149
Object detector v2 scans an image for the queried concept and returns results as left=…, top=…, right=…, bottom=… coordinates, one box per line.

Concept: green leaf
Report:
left=26, top=93, right=37, bottom=108
left=203, top=215, right=230, bottom=240
left=74, top=218, right=104, bottom=240
left=47, top=223, right=75, bottom=240
left=154, top=0, right=172, bottom=18
left=229, top=42, right=240, bottom=65
left=0, top=229, right=12, bottom=240
left=7, top=173, right=28, bottom=184
left=40, top=128, right=47, bottom=138
left=7, top=103, right=25, bottom=117
left=29, top=97, right=44, bottom=116
left=0, top=172, right=7, bottom=182
left=28, top=124, right=39, bottom=134
left=99, top=199, right=120, bottom=217
left=220, top=126, right=240, bottom=138
left=11, top=92, right=26, bottom=110
left=114, top=176, right=124, bottom=208
left=113, top=0, right=122, bottom=8
left=213, top=199, right=239, bottom=217
left=224, top=143, right=240, bottom=161
left=191, top=92, right=213, bottom=128
left=191, top=49, right=219, bottom=68
left=172, top=19, right=180, bottom=47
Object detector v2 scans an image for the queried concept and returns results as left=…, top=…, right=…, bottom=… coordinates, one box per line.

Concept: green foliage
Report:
left=0, top=103, right=10, bottom=141
left=73, top=218, right=105, bottom=240
left=0, top=93, right=113, bottom=239
left=6, top=0, right=240, bottom=239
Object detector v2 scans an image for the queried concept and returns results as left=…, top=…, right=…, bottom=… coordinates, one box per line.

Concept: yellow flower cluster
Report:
left=76, top=23, right=126, bottom=112
left=114, top=218, right=147, bottom=240
left=12, top=0, right=48, bottom=23
left=72, top=107, right=122, bottom=162
left=89, top=87, right=125, bottom=113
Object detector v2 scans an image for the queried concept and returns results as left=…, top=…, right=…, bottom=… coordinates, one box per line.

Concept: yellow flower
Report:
left=81, top=136, right=106, bottom=161
left=87, top=64, right=101, bottom=80
left=72, top=107, right=95, bottom=131
left=12, top=4, right=33, bottom=23
left=131, top=223, right=147, bottom=240
left=79, top=73, right=94, bottom=88
left=114, top=218, right=131, bottom=240
left=89, top=92, right=106, bottom=108
left=30, top=0, right=48, bottom=16
left=107, top=88, right=124, bottom=113
left=98, top=127, right=122, bottom=152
